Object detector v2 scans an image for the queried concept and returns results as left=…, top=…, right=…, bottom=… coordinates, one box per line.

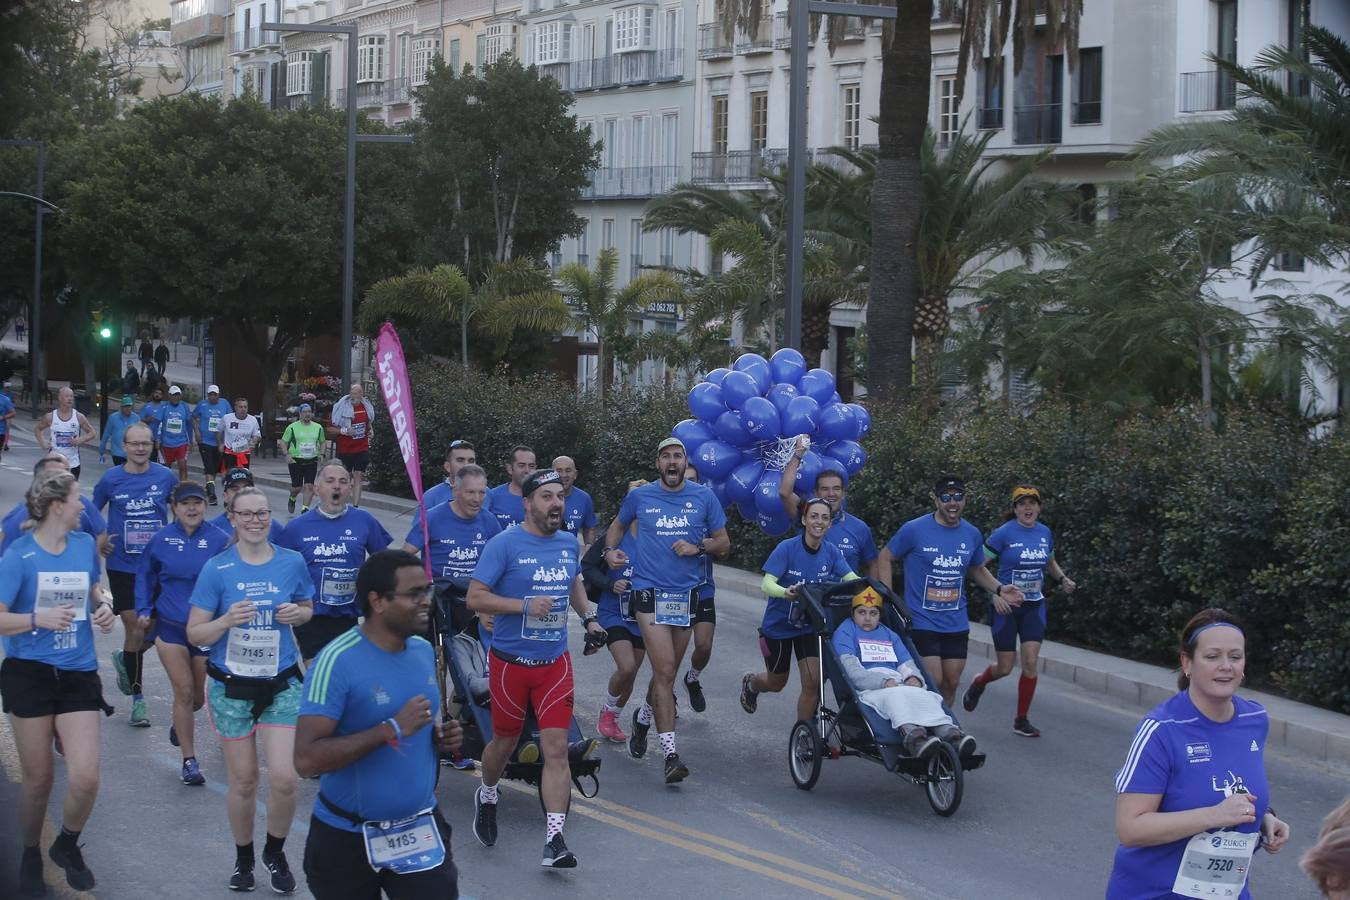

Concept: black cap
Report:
left=521, top=469, right=562, bottom=498
left=172, top=482, right=207, bottom=502
left=934, top=474, right=965, bottom=494
left=224, top=467, right=253, bottom=488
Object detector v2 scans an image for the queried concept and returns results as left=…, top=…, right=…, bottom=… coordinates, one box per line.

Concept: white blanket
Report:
left=858, top=686, right=954, bottom=729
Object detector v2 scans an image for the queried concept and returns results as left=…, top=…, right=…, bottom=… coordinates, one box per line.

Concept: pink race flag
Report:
left=375, top=322, right=432, bottom=578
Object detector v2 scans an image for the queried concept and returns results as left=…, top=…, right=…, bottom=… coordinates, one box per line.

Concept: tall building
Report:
left=171, top=0, right=229, bottom=95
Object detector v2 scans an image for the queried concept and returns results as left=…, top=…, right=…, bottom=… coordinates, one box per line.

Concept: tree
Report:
left=945, top=0, right=1083, bottom=110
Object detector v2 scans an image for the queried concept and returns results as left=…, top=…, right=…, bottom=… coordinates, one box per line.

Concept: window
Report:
left=577, top=220, right=589, bottom=265
left=978, top=56, right=1002, bottom=128
left=630, top=115, right=648, bottom=167
left=398, top=34, right=409, bottom=79
left=936, top=75, right=957, bottom=146
left=711, top=94, right=728, bottom=154
left=357, top=36, right=386, bottom=82
left=749, top=90, right=768, bottom=153
left=630, top=219, right=644, bottom=271
left=1073, top=47, right=1102, bottom=124
left=602, top=118, right=619, bottom=168
left=663, top=6, right=678, bottom=51
left=1274, top=251, right=1305, bottom=272
left=448, top=38, right=461, bottom=73
left=410, top=36, right=439, bottom=85
left=187, top=41, right=225, bottom=85
left=483, top=22, right=514, bottom=65
left=614, top=4, right=655, bottom=52
left=534, top=22, right=572, bottom=64
left=602, top=218, right=615, bottom=250
left=1075, top=183, right=1097, bottom=226
left=660, top=112, right=678, bottom=166
left=660, top=227, right=674, bottom=267
left=842, top=84, right=861, bottom=149
left=285, top=50, right=313, bottom=95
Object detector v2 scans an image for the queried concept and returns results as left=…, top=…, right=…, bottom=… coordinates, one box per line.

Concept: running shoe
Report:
left=961, top=679, right=985, bottom=712
left=1013, top=717, right=1041, bottom=738
left=169, top=724, right=179, bottom=747
left=228, top=861, right=255, bottom=892
left=206, top=484, right=219, bottom=506
left=627, top=709, right=650, bottom=759
left=516, top=741, right=540, bottom=765
left=903, top=729, right=939, bottom=759
left=663, top=752, right=689, bottom=784
left=597, top=708, right=627, bottom=743
left=262, top=851, right=295, bottom=894
left=945, top=730, right=978, bottom=757
left=48, top=838, right=95, bottom=891
left=287, top=496, right=296, bottom=514
left=129, top=698, right=150, bottom=728
left=684, top=674, right=707, bottom=713
left=111, top=650, right=131, bottom=696
left=541, top=833, right=577, bottom=868
left=568, top=738, right=599, bottom=763
left=446, top=756, right=476, bottom=770
left=19, top=846, right=44, bottom=898
left=739, top=673, right=758, bottom=714
left=181, top=757, right=206, bottom=786
left=472, top=787, right=498, bottom=847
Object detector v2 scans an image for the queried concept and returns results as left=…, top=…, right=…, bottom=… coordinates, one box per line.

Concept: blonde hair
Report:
left=227, top=486, right=271, bottom=545
left=1302, top=796, right=1350, bottom=896
left=23, top=470, right=78, bottom=533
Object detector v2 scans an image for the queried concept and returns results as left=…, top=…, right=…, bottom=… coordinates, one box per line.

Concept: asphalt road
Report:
left=0, top=435, right=1340, bottom=899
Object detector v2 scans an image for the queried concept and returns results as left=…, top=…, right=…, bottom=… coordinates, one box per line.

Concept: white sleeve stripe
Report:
left=1115, top=719, right=1160, bottom=793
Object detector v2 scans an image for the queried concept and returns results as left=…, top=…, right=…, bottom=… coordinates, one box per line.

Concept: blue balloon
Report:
left=736, top=500, right=758, bottom=522
left=823, top=440, right=865, bottom=476
left=781, top=395, right=820, bottom=438
left=819, top=455, right=850, bottom=486
left=726, top=459, right=765, bottom=504
left=704, top=367, right=732, bottom=386
left=688, top=382, right=726, bottom=422
left=719, top=370, right=761, bottom=410
left=797, top=368, right=836, bottom=405
left=817, top=403, right=859, bottom=443
left=733, top=353, right=772, bottom=395
left=695, top=439, right=741, bottom=480
left=769, top=347, right=808, bottom=386
left=672, top=418, right=717, bottom=451
left=793, top=449, right=823, bottom=496
left=705, top=478, right=730, bottom=509
left=740, top=396, right=781, bottom=441
left=847, top=403, right=872, bottom=437
left=829, top=392, right=842, bottom=405
left=756, top=507, right=793, bottom=536
left=767, top=383, right=800, bottom=416
left=753, top=470, right=785, bottom=516
left=714, top=409, right=754, bottom=446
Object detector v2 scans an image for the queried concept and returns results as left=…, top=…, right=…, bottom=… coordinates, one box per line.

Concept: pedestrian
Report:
left=186, top=486, right=313, bottom=893
left=1, top=469, right=117, bottom=896
left=1302, top=797, right=1350, bottom=898
left=191, top=385, right=232, bottom=505
left=141, top=364, right=160, bottom=398
left=98, top=395, right=141, bottom=467
left=0, top=379, right=16, bottom=464
left=121, top=362, right=140, bottom=397
left=156, top=386, right=192, bottom=482
left=1107, top=608, right=1291, bottom=899
left=35, top=386, right=97, bottom=481
left=294, top=549, right=464, bottom=899
left=278, top=403, right=325, bottom=515
left=331, top=384, right=374, bottom=508
left=154, top=339, right=170, bottom=374
left=138, top=335, right=154, bottom=379
left=15, top=314, right=26, bottom=342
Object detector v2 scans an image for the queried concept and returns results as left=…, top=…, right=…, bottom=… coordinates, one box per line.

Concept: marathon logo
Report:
left=443, top=545, right=480, bottom=561
left=124, top=497, right=161, bottom=513
left=1186, top=742, right=1212, bottom=763
left=1019, top=548, right=1050, bottom=561
left=932, top=553, right=965, bottom=568
left=532, top=565, right=571, bottom=583
left=517, top=557, right=539, bottom=564
left=655, top=514, right=692, bottom=529
left=310, top=542, right=350, bottom=558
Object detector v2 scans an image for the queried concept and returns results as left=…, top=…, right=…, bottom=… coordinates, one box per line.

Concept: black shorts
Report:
left=295, top=615, right=357, bottom=661
left=339, top=451, right=369, bottom=473
left=759, top=632, right=818, bottom=675
left=303, top=808, right=457, bottom=900
left=108, top=569, right=138, bottom=614
left=70, top=465, right=81, bottom=482
left=199, top=444, right=221, bottom=476
left=288, top=459, right=319, bottom=487
left=1, top=657, right=108, bottom=718
left=606, top=627, right=645, bottom=651
left=910, top=629, right=970, bottom=660
left=693, top=595, right=716, bottom=626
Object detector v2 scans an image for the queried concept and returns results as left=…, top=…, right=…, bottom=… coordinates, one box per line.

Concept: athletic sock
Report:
left=479, top=782, right=499, bottom=804
left=263, top=833, right=285, bottom=857
left=973, top=665, right=1000, bottom=688
left=545, top=812, right=566, bottom=841
left=1017, top=674, right=1037, bottom=719
left=657, top=731, right=676, bottom=756
left=637, top=703, right=653, bottom=726
left=603, top=692, right=621, bottom=713
left=685, top=668, right=702, bottom=684
left=236, top=842, right=255, bottom=867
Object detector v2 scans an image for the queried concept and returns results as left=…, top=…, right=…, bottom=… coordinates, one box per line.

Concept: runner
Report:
left=963, top=484, right=1077, bottom=737
left=740, top=497, right=857, bottom=722
left=682, top=464, right=720, bottom=713
left=420, top=439, right=476, bottom=511
left=486, top=445, right=538, bottom=529
left=1, top=454, right=108, bottom=555
left=135, top=482, right=230, bottom=785
left=0, top=380, right=16, bottom=463
left=192, top=385, right=232, bottom=506
left=778, top=434, right=880, bottom=578
left=281, top=461, right=393, bottom=664
left=218, top=397, right=261, bottom=472
left=0, top=469, right=116, bottom=896
left=402, top=463, right=500, bottom=633
left=35, top=386, right=97, bottom=480
left=139, top=388, right=165, bottom=463
left=1107, top=608, right=1291, bottom=899
left=209, top=467, right=287, bottom=543
left=603, top=437, right=730, bottom=783
left=93, top=422, right=178, bottom=728
left=331, top=384, right=374, bottom=508
left=551, top=455, right=597, bottom=545
left=581, top=486, right=643, bottom=743
left=877, top=475, right=1021, bottom=707
left=157, top=386, right=193, bottom=482
left=294, top=550, right=464, bottom=899
left=278, top=404, right=325, bottom=515
left=466, top=469, right=606, bottom=867
left=98, top=395, right=141, bottom=467
left=186, top=486, right=313, bottom=894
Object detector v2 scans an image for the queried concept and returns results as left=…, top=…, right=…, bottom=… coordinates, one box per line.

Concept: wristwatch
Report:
left=582, top=614, right=599, bottom=628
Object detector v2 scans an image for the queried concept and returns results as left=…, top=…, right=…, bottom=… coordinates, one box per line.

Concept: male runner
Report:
left=218, top=397, right=261, bottom=471
left=295, top=550, right=464, bottom=899
left=157, top=386, right=193, bottom=482
left=98, top=396, right=140, bottom=467
left=421, top=439, right=476, bottom=511
left=0, top=454, right=107, bottom=555
left=486, top=445, right=537, bottom=529
left=209, top=467, right=286, bottom=543
left=467, top=469, right=605, bottom=867
left=681, top=464, right=723, bottom=712
left=778, top=434, right=880, bottom=578
left=139, top=388, right=164, bottom=462
left=35, top=386, right=97, bottom=480
left=403, top=464, right=500, bottom=632
left=603, top=438, right=730, bottom=782
left=278, top=403, right=325, bottom=514
left=552, top=456, right=597, bottom=545
left=331, top=384, right=374, bottom=507
left=192, top=384, right=232, bottom=505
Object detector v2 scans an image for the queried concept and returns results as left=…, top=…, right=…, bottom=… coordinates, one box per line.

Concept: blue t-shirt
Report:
left=827, top=511, right=879, bottom=575
left=1, top=497, right=106, bottom=555
left=404, top=504, right=501, bottom=581
left=192, top=398, right=233, bottom=447
left=562, top=487, right=597, bottom=536
left=486, top=484, right=525, bottom=530
left=984, top=520, right=1054, bottom=603
left=189, top=545, right=314, bottom=677
left=0, top=532, right=103, bottom=670
left=831, top=619, right=916, bottom=673
left=884, top=513, right=984, bottom=633
left=761, top=535, right=853, bottom=639
left=1107, top=691, right=1270, bottom=900
left=0, top=392, right=15, bottom=435
left=421, top=479, right=454, bottom=511
left=136, top=521, right=231, bottom=622
left=470, top=527, right=579, bottom=662
left=208, top=512, right=285, bottom=544
left=157, top=401, right=192, bottom=448
left=617, top=480, right=728, bottom=592
left=98, top=411, right=141, bottom=457
left=698, top=552, right=715, bottom=601
left=301, top=630, right=440, bottom=832
left=279, top=508, right=393, bottom=618
left=92, top=463, right=178, bottom=574
left=596, top=533, right=639, bottom=637
left=138, top=400, right=163, bottom=439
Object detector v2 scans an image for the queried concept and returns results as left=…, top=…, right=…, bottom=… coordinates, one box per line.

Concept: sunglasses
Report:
left=449, top=440, right=473, bottom=449
left=938, top=491, right=966, bottom=503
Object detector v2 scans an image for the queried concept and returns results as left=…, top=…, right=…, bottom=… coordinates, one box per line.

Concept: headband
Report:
left=1186, top=621, right=1244, bottom=647
left=521, top=469, right=562, bottom=497
left=852, top=587, right=883, bottom=609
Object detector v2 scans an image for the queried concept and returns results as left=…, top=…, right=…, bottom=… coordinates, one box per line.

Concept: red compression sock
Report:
left=973, top=666, right=998, bottom=688
left=1017, top=674, right=1037, bottom=718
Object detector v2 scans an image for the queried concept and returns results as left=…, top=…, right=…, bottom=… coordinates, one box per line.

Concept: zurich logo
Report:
left=1211, top=836, right=1223, bottom=849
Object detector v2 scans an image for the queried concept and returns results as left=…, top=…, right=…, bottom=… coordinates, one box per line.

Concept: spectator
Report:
left=138, top=335, right=154, bottom=378
left=122, top=362, right=140, bottom=397
left=154, top=340, right=170, bottom=374
left=142, top=364, right=161, bottom=398
left=14, top=315, right=25, bottom=342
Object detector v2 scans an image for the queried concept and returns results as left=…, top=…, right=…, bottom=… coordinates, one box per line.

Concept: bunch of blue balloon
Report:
left=672, top=348, right=872, bottom=536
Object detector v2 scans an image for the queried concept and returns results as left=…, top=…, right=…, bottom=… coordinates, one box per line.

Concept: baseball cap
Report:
left=120, top=395, right=134, bottom=406
left=207, top=384, right=220, bottom=394
left=657, top=437, right=685, bottom=454
left=521, top=469, right=562, bottom=497
left=172, top=482, right=207, bottom=502
left=223, top=467, right=253, bottom=488
left=934, top=474, right=965, bottom=494
left=168, top=385, right=182, bottom=395
left=298, top=403, right=312, bottom=412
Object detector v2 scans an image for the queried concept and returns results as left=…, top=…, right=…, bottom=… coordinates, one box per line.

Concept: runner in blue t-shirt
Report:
left=138, top=389, right=164, bottom=461
left=402, top=463, right=499, bottom=633
left=281, top=461, right=393, bottom=663
left=1108, top=610, right=1290, bottom=899
left=420, top=438, right=476, bottom=513
left=485, top=444, right=537, bottom=529
left=778, top=434, right=881, bottom=577
left=0, top=387, right=15, bottom=462
left=186, top=485, right=313, bottom=894
left=963, top=484, right=1078, bottom=738
left=192, top=385, right=233, bottom=505
left=582, top=497, right=644, bottom=744
left=209, top=467, right=285, bottom=542
left=294, top=550, right=464, bottom=899
left=1, top=454, right=107, bottom=555
left=877, top=474, right=1020, bottom=707
left=466, top=469, right=604, bottom=868
left=740, top=498, right=857, bottom=722
left=156, top=387, right=193, bottom=482
left=92, top=422, right=178, bottom=727
left=604, top=437, right=730, bottom=783
left=551, top=455, right=597, bottom=544
left=681, top=464, right=723, bottom=714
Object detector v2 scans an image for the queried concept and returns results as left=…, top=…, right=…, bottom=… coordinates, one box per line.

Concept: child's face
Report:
left=852, top=605, right=880, bottom=631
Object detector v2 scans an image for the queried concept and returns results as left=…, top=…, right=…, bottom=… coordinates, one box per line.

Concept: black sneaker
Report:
left=228, top=861, right=255, bottom=892
left=942, top=729, right=978, bottom=757
left=540, top=833, right=577, bottom=868
left=262, top=851, right=295, bottom=894
left=567, top=738, right=599, bottom=763
left=1013, top=717, right=1041, bottom=738
left=627, top=709, right=649, bottom=759
left=663, top=752, right=689, bottom=784
left=472, top=787, right=498, bottom=847
left=962, top=679, right=985, bottom=712
left=18, top=847, right=44, bottom=898
left=206, top=484, right=218, bottom=506
left=47, top=838, right=94, bottom=891
left=739, top=673, right=758, bottom=714
left=684, top=674, right=707, bottom=713
left=287, top=496, right=296, bottom=514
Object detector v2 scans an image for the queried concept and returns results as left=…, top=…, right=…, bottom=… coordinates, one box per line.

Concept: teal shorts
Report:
left=207, top=677, right=302, bottom=740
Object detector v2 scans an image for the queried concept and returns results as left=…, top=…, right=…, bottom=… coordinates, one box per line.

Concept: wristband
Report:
left=384, top=717, right=402, bottom=743
left=994, top=584, right=1005, bottom=596
left=521, top=597, right=529, bottom=615
left=582, top=614, right=598, bottom=628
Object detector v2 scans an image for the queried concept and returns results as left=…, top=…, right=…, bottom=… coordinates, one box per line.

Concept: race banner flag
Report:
left=375, top=322, right=431, bottom=578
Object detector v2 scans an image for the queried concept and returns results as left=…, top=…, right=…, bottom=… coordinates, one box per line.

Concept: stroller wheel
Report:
left=924, top=741, right=964, bottom=817
left=788, top=720, right=823, bottom=791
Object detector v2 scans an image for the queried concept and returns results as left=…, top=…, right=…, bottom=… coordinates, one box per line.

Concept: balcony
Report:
left=837, top=17, right=867, bottom=41
left=335, top=81, right=400, bottom=108
left=772, top=11, right=817, bottom=48
left=232, top=26, right=280, bottom=54
left=735, top=19, right=773, bottom=54
left=977, top=106, right=1003, bottom=129
left=170, top=0, right=226, bottom=46
left=385, top=76, right=411, bottom=104
left=1071, top=98, right=1101, bottom=124
left=693, top=150, right=776, bottom=184
left=698, top=23, right=732, bottom=59
left=540, top=50, right=682, bottom=91
left=1012, top=103, right=1062, bottom=144
left=285, top=91, right=325, bottom=110
left=581, top=166, right=681, bottom=199
left=1179, top=70, right=1236, bottom=113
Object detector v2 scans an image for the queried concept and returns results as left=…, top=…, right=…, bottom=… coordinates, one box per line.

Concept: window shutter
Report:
left=562, top=23, right=572, bottom=61
left=313, top=50, right=328, bottom=101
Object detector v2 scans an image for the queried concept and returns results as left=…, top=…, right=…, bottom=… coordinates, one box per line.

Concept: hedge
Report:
left=369, top=362, right=1350, bottom=713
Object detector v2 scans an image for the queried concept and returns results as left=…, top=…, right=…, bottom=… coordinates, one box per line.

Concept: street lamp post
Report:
left=0, top=139, right=50, bottom=415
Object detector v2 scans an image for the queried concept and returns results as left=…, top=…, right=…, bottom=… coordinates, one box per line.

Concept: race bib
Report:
left=618, top=590, right=634, bottom=622
left=54, top=431, right=74, bottom=448
left=165, top=417, right=183, bottom=435
left=225, top=627, right=280, bottom=677
left=320, top=566, right=358, bottom=606
left=124, top=519, right=162, bottom=555
left=858, top=638, right=898, bottom=664
left=362, top=809, right=445, bottom=875
left=36, top=572, right=89, bottom=622
left=654, top=589, right=691, bottom=627
left=207, top=415, right=221, bottom=432
left=350, top=421, right=367, bottom=440
left=1011, top=568, right=1044, bottom=601
left=228, top=431, right=252, bottom=452
left=522, top=595, right=567, bottom=641
left=1172, top=831, right=1258, bottom=899
left=297, top=441, right=317, bottom=458
left=922, top=574, right=962, bottom=612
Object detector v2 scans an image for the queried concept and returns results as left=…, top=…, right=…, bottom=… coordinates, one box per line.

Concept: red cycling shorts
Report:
left=488, top=651, right=574, bottom=738
left=160, top=444, right=189, bottom=463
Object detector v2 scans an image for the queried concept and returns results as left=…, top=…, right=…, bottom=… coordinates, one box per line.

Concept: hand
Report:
left=434, top=717, right=464, bottom=755
left=612, top=579, right=631, bottom=594
left=604, top=548, right=629, bottom=567
left=100, top=539, right=115, bottom=558
left=1061, top=576, right=1077, bottom=594
left=1000, top=585, right=1026, bottom=607
left=794, top=434, right=810, bottom=456
left=222, top=600, right=256, bottom=627
left=785, top=583, right=801, bottom=600
left=525, top=595, right=553, bottom=618
left=136, top=614, right=152, bottom=631
left=394, top=694, right=434, bottom=738
left=93, top=603, right=116, bottom=633
left=339, top=427, right=349, bottom=436
left=35, top=606, right=76, bottom=631
left=1211, top=792, right=1259, bottom=829
left=992, top=593, right=1013, bottom=615
left=904, top=676, right=924, bottom=687
left=1260, top=813, right=1290, bottom=854
left=882, top=678, right=898, bottom=688
left=671, top=540, right=700, bottom=557
left=275, top=602, right=308, bottom=626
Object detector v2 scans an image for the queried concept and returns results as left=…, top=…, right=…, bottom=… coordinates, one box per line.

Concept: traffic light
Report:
left=100, top=326, right=112, bottom=340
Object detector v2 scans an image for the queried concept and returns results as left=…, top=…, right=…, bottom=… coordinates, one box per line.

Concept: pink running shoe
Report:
left=597, top=708, right=627, bottom=743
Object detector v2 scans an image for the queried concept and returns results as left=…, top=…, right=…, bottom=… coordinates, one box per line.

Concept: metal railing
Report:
left=540, top=49, right=682, bottom=91
left=1179, top=70, right=1236, bottom=113
left=285, top=91, right=324, bottom=109
left=384, top=76, right=410, bottom=104
left=977, top=106, right=1003, bottom=129
left=233, top=26, right=280, bottom=52
left=698, top=23, right=732, bottom=59
left=1071, top=99, right=1101, bottom=124
left=735, top=19, right=773, bottom=54
left=581, top=165, right=681, bottom=199
left=694, top=146, right=878, bottom=184
left=1013, top=103, right=1062, bottom=144
left=335, top=81, right=408, bottom=107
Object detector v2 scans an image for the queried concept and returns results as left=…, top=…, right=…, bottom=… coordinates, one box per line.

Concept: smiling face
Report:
left=932, top=487, right=966, bottom=527
left=815, top=472, right=844, bottom=513
left=174, top=496, right=207, bottom=528
left=230, top=491, right=272, bottom=546
left=525, top=482, right=564, bottom=534
left=852, top=604, right=881, bottom=632
left=382, top=564, right=433, bottom=637
left=656, top=447, right=687, bottom=488
left=802, top=500, right=832, bottom=541
left=1183, top=625, right=1246, bottom=705
left=453, top=472, right=487, bottom=517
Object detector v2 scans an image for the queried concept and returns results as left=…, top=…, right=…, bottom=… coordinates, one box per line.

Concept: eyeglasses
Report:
left=125, top=441, right=153, bottom=449
left=938, top=492, right=966, bottom=503
left=390, top=585, right=435, bottom=601
left=233, top=509, right=272, bottom=521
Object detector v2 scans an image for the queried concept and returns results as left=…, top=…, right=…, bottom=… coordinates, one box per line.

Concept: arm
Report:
left=1115, top=792, right=1259, bottom=848
left=134, top=552, right=156, bottom=621
left=876, top=545, right=895, bottom=590
left=186, top=600, right=254, bottom=646
left=697, top=526, right=730, bottom=560
left=190, top=408, right=202, bottom=444
left=602, top=514, right=632, bottom=568
left=98, top=423, right=112, bottom=456
left=760, top=572, right=789, bottom=598
left=970, top=563, right=1023, bottom=610
left=778, top=437, right=807, bottom=521
left=1046, top=556, right=1076, bottom=593
left=838, top=653, right=901, bottom=692
left=400, top=542, right=421, bottom=557
left=295, top=696, right=433, bottom=778
left=34, top=412, right=52, bottom=449
left=466, top=578, right=553, bottom=617
left=76, top=413, right=98, bottom=446
left=580, top=536, right=617, bottom=592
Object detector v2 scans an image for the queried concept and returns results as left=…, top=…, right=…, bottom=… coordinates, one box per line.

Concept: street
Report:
left=0, top=432, right=1340, bottom=900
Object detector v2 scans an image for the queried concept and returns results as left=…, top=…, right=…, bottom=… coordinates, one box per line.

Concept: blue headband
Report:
left=1187, top=622, right=1244, bottom=647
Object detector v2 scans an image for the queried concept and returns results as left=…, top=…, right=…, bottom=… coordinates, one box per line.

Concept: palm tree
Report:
left=943, top=0, right=1084, bottom=109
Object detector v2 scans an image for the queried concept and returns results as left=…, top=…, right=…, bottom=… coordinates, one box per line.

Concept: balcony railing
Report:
left=1179, top=70, right=1236, bottom=113
left=384, top=76, right=411, bottom=104
left=694, top=147, right=878, bottom=184
left=170, top=0, right=226, bottom=45
left=735, top=19, right=773, bottom=54
left=582, top=166, right=681, bottom=199
left=1071, top=99, right=1101, bottom=124
left=233, top=26, right=280, bottom=52
left=334, top=80, right=408, bottom=108
left=539, top=49, right=682, bottom=91
left=285, top=91, right=325, bottom=110
left=1012, top=103, right=1062, bottom=144
left=837, top=17, right=867, bottom=40
left=698, top=23, right=732, bottom=59
left=977, top=106, right=1003, bottom=129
